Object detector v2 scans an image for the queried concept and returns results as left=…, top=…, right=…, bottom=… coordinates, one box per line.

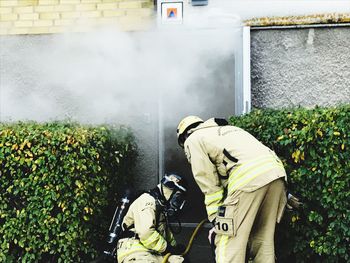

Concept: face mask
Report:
left=166, top=190, right=186, bottom=217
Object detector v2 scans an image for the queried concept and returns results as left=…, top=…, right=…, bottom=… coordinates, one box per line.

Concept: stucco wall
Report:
left=251, top=26, right=350, bottom=108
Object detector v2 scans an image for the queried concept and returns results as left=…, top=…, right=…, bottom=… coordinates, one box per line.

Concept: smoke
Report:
left=0, top=25, right=238, bottom=125
left=2, top=0, right=347, bottom=125
left=0, top=16, right=240, bottom=189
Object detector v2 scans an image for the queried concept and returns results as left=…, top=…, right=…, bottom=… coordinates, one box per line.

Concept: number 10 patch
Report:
left=214, top=217, right=234, bottom=236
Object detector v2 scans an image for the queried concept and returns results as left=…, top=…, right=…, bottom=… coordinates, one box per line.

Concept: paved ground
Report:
left=174, top=226, right=214, bottom=263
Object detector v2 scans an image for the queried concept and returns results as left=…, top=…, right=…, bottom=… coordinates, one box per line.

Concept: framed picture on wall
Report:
left=160, top=1, right=183, bottom=24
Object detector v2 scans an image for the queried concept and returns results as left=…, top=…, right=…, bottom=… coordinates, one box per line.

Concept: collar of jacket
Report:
left=188, top=118, right=219, bottom=134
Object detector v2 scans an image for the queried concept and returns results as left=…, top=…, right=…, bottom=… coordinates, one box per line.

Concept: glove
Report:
left=287, top=192, right=303, bottom=210
left=208, top=227, right=216, bottom=244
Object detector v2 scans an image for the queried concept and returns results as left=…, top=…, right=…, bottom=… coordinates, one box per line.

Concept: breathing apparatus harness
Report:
left=148, top=175, right=187, bottom=235
left=87, top=189, right=134, bottom=263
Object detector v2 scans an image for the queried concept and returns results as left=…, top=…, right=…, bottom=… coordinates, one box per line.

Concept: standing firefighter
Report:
left=116, top=174, right=187, bottom=263
left=177, top=116, right=288, bottom=263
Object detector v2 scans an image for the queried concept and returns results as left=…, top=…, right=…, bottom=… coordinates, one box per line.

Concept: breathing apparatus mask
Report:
left=160, top=174, right=187, bottom=218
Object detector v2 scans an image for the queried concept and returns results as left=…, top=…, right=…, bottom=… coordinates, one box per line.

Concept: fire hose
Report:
left=161, top=218, right=208, bottom=263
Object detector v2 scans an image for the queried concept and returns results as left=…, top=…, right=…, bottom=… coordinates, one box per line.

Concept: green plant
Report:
left=0, top=122, right=137, bottom=262
left=229, top=105, right=350, bottom=263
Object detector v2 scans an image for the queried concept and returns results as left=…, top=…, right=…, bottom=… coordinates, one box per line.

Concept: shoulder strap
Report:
left=214, top=118, right=229, bottom=126
left=223, top=148, right=238, bottom=163
left=147, top=187, right=165, bottom=229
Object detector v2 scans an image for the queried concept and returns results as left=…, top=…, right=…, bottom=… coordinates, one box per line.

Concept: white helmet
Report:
left=176, top=115, right=203, bottom=147
left=160, top=174, right=187, bottom=217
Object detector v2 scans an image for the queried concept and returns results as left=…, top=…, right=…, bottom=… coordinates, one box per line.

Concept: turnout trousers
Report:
left=214, top=178, right=286, bottom=263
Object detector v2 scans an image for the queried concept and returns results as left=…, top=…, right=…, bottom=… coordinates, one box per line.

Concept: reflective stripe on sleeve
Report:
left=204, top=189, right=224, bottom=206
left=153, top=236, right=167, bottom=252
left=205, top=189, right=224, bottom=218
left=206, top=203, right=222, bottom=217
left=141, top=231, right=161, bottom=246
left=141, top=231, right=167, bottom=252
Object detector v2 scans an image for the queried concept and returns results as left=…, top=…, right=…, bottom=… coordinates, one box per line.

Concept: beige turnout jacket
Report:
left=184, top=118, right=287, bottom=222
left=117, top=193, right=176, bottom=262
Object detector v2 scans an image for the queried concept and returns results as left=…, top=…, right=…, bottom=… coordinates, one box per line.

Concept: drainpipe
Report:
left=235, top=25, right=251, bottom=115
left=158, top=89, right=164, bottom=182
left=242, top=26, right=251, bottom=114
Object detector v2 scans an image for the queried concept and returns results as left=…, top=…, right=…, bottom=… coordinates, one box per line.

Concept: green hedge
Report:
left=229, top=105, right=350, bottom=263
left=0, top=122, right=137, bottom=262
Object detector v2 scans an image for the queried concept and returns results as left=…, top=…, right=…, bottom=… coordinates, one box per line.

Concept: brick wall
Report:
left=0, top=0, right=155, bottom=35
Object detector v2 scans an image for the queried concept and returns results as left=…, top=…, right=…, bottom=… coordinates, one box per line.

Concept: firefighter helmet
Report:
left=161, top=174, right=187, bottom=217
left=176, top=116, right=203, bottom=147
left=161, top=174, right=187, bottom=193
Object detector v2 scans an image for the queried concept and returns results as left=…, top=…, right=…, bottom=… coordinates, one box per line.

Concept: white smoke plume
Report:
left=0, top=25, right=239, bottom=125
left=0, top=14, right=240, bottom=190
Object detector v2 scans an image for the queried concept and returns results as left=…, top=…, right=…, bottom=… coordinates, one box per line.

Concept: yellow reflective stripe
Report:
left=228, top=162, right=284, bottom=195
left=170, top=238, right=177, bottom=247
left=142, top=231, right=161, bottom=247
left=153, top=236, right=167, bottom=252
left=229, top=158, right=276, bottom=187
left=231, top=159, right=284, bottom=189
left=229, top=155, right=277, bottom=182
left=217, top=235, right=229, bottom=263
left=117, top=243, right=148, bottom=261
left=228, top=156, right=283, bottom=191
left=168, top=231, right=177, bottom=246
left=204, top=189, right=224, bottom=205
left=206, top=203, right=222, bottom=216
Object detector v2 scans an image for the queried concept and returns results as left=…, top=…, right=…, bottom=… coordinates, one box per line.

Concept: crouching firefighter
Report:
left=116, top=174, right=188, bottom=263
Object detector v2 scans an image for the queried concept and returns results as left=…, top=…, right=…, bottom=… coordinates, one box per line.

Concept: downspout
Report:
left=158, top=90, right=164, bottom=182
left=235, top=25, right=251, bottom=115
left=242, top=26, right=251, bottom=114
